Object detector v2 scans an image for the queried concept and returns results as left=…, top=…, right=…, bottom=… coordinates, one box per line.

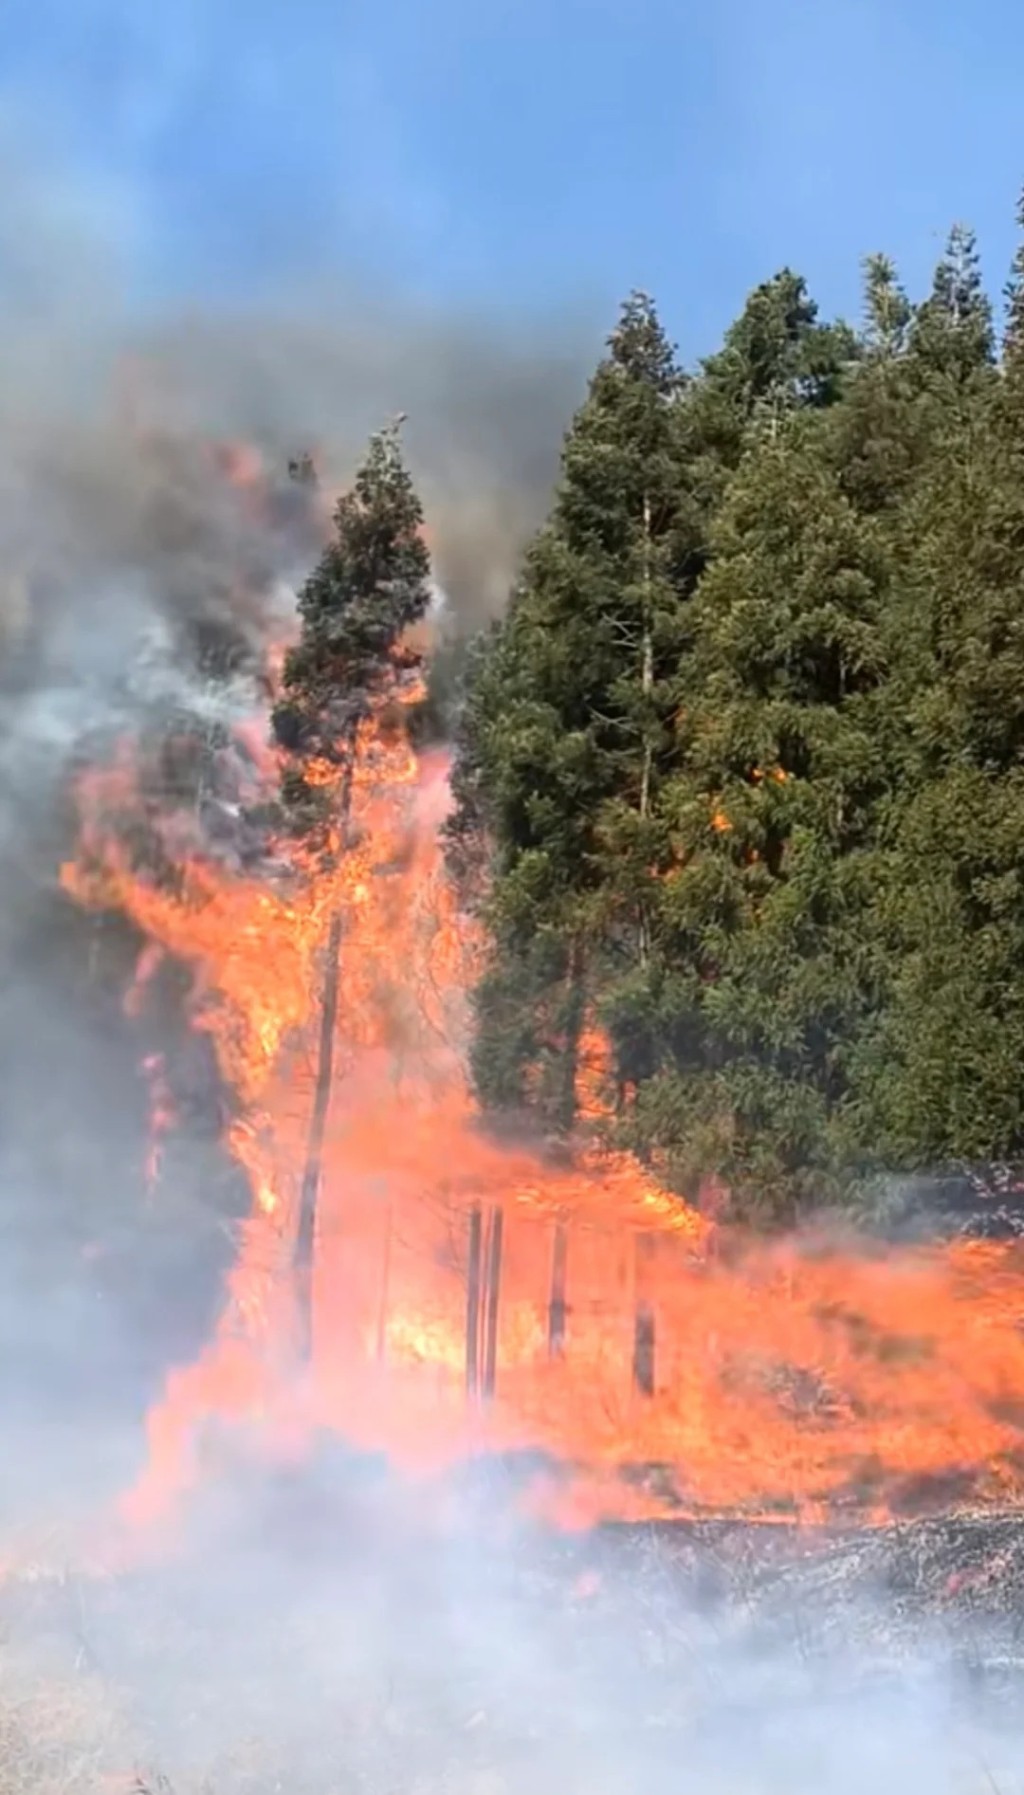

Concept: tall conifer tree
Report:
left=858, top=216, right=1024, bottom=1173
left=448, top=294, right=695, bottom=1131
left=274, top=424, right=432, bottom=1350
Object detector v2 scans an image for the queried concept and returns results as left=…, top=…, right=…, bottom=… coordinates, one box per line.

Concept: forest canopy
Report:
left=445, top=206, right=1024, bottom=1223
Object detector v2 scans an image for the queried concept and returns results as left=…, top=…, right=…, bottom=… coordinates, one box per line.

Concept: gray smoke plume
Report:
left=0, top=128, right=592, bottom=826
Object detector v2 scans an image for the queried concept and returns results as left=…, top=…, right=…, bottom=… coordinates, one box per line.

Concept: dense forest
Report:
left=443, top=202, right=1024, bottom=1223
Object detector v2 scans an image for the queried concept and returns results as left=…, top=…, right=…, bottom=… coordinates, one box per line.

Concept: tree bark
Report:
left=465, top=1204, right=483, bottom=1400
left=292, top=755, right=354, bottom=1363
left=632, top=1231, right=656, bottom=1396
left=547, top=1220, right=568, bottom=1358
left=557, top=937, right=586, bottom=1131
left=482, top=1205, right=504, bottom=1399
left=293, top=907, right=343, bottom=1362
left=375, top=1201, right=394, bottom=1364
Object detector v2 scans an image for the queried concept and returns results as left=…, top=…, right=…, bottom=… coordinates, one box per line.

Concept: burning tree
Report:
left=272, top=423, right=433, bottom=1355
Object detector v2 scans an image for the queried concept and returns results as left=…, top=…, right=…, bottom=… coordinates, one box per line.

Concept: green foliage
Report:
left=446, top=293, right=697, bottom=1128
left=907, top=223, right=993, bottom=385
left=451, top=199, right=1024, bottom=1223
left=1003, top=188, right=1024, bottom=377
left=273, top=424, right=432, bottom=834
left=635, top=423, right=891, bottom=1215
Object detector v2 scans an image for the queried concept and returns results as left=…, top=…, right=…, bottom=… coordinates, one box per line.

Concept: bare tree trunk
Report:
left=465, top=1204, right=483, bottom=1400
left=557, top=937, right=586, bottom=1131
left=548, top=945, right=578, bottom=1360
left=482, top=1206, right=504, bottom=1399
left=375, top=1201, right=393, bottom=1364
left=547, top=1220, right=568, bottom=1358
left=293, top=907, right=343, bottom=1361
left=292, top=756, right=354, bottom=1363
left=631, top=1231, right=656, bottom=1396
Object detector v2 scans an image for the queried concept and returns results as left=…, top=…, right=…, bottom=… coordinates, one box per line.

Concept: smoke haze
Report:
left=5, top=1464, right=1024, bottom=1795
left=0, top=138, right=591, bottom=726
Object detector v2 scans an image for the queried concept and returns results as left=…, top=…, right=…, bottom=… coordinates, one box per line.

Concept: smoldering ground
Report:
left=4, top=1457, right=1024, bottom=1794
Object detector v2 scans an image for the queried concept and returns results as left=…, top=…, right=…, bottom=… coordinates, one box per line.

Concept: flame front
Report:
left=60, top=596, right=1024, bottom=1545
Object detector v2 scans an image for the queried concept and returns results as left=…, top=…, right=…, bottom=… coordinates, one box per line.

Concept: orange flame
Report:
left=58, top=558, right=1024, bottom=1548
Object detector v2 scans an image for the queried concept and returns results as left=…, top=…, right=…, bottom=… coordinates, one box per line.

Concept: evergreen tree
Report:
left=827, top=255, right=925, bottom=516
left=622, top=407, right=892, bottom=1217
left=689, top=270, right=856, bottom=486
left=273, top=422, right=431, bottom=840
left=273, top=423, right=432, bottom=1349
left=907, top=223, right=994, bottom=391
left=855, top=214, right=1024, bottom=1170
left=862, top=254, right=911, bottom=357
left=453, top=200, right=1024, bottom=1223
left=447, top=293, right=695, bottom=1131
left=1002, top=188, right=1024, bottom=378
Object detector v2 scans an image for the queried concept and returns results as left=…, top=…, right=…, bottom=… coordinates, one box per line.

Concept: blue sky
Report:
left=5, top=0, right=1024, bottom=360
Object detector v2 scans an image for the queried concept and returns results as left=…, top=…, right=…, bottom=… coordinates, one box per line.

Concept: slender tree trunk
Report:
left=548, top=945, right=578, bottom=1360
left=375, top=1200, right=393, bottom=1364
left=547, top=1220, right=568, bottom=1357
left=631, top=1231, right=656, bottom=1396
left=293, top=908, right=343, bottom=1361
left=292, top=754, right=354, bottom=1363
left=557, top=938, right=586, bottom=1131
left=465, top=1204, right=483, bottom=1400
left=482, top=1206, right=504, bottom=1399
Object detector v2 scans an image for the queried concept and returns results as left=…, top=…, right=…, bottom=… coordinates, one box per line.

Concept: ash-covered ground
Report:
left=5, top=1450, right=1024, bottom=1795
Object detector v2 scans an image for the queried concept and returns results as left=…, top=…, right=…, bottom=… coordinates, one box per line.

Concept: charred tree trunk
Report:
left=465, top=1204, right=483, bottom=1400
left=375, top=1201, right=394, bottom=1363
left=555, top=939, right=587, bottom=1133
left=632, top=1231, right=656, bottom=1396
left=292, top=756, right=354, bottom=1363
left=482, top=1206, right=504, bottom=1399
left=632, top=1305, right=656, bottom=1396
left=293, top=909, right=343, bottom=1361
left=548, top=1221, right=568, bottom=1357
